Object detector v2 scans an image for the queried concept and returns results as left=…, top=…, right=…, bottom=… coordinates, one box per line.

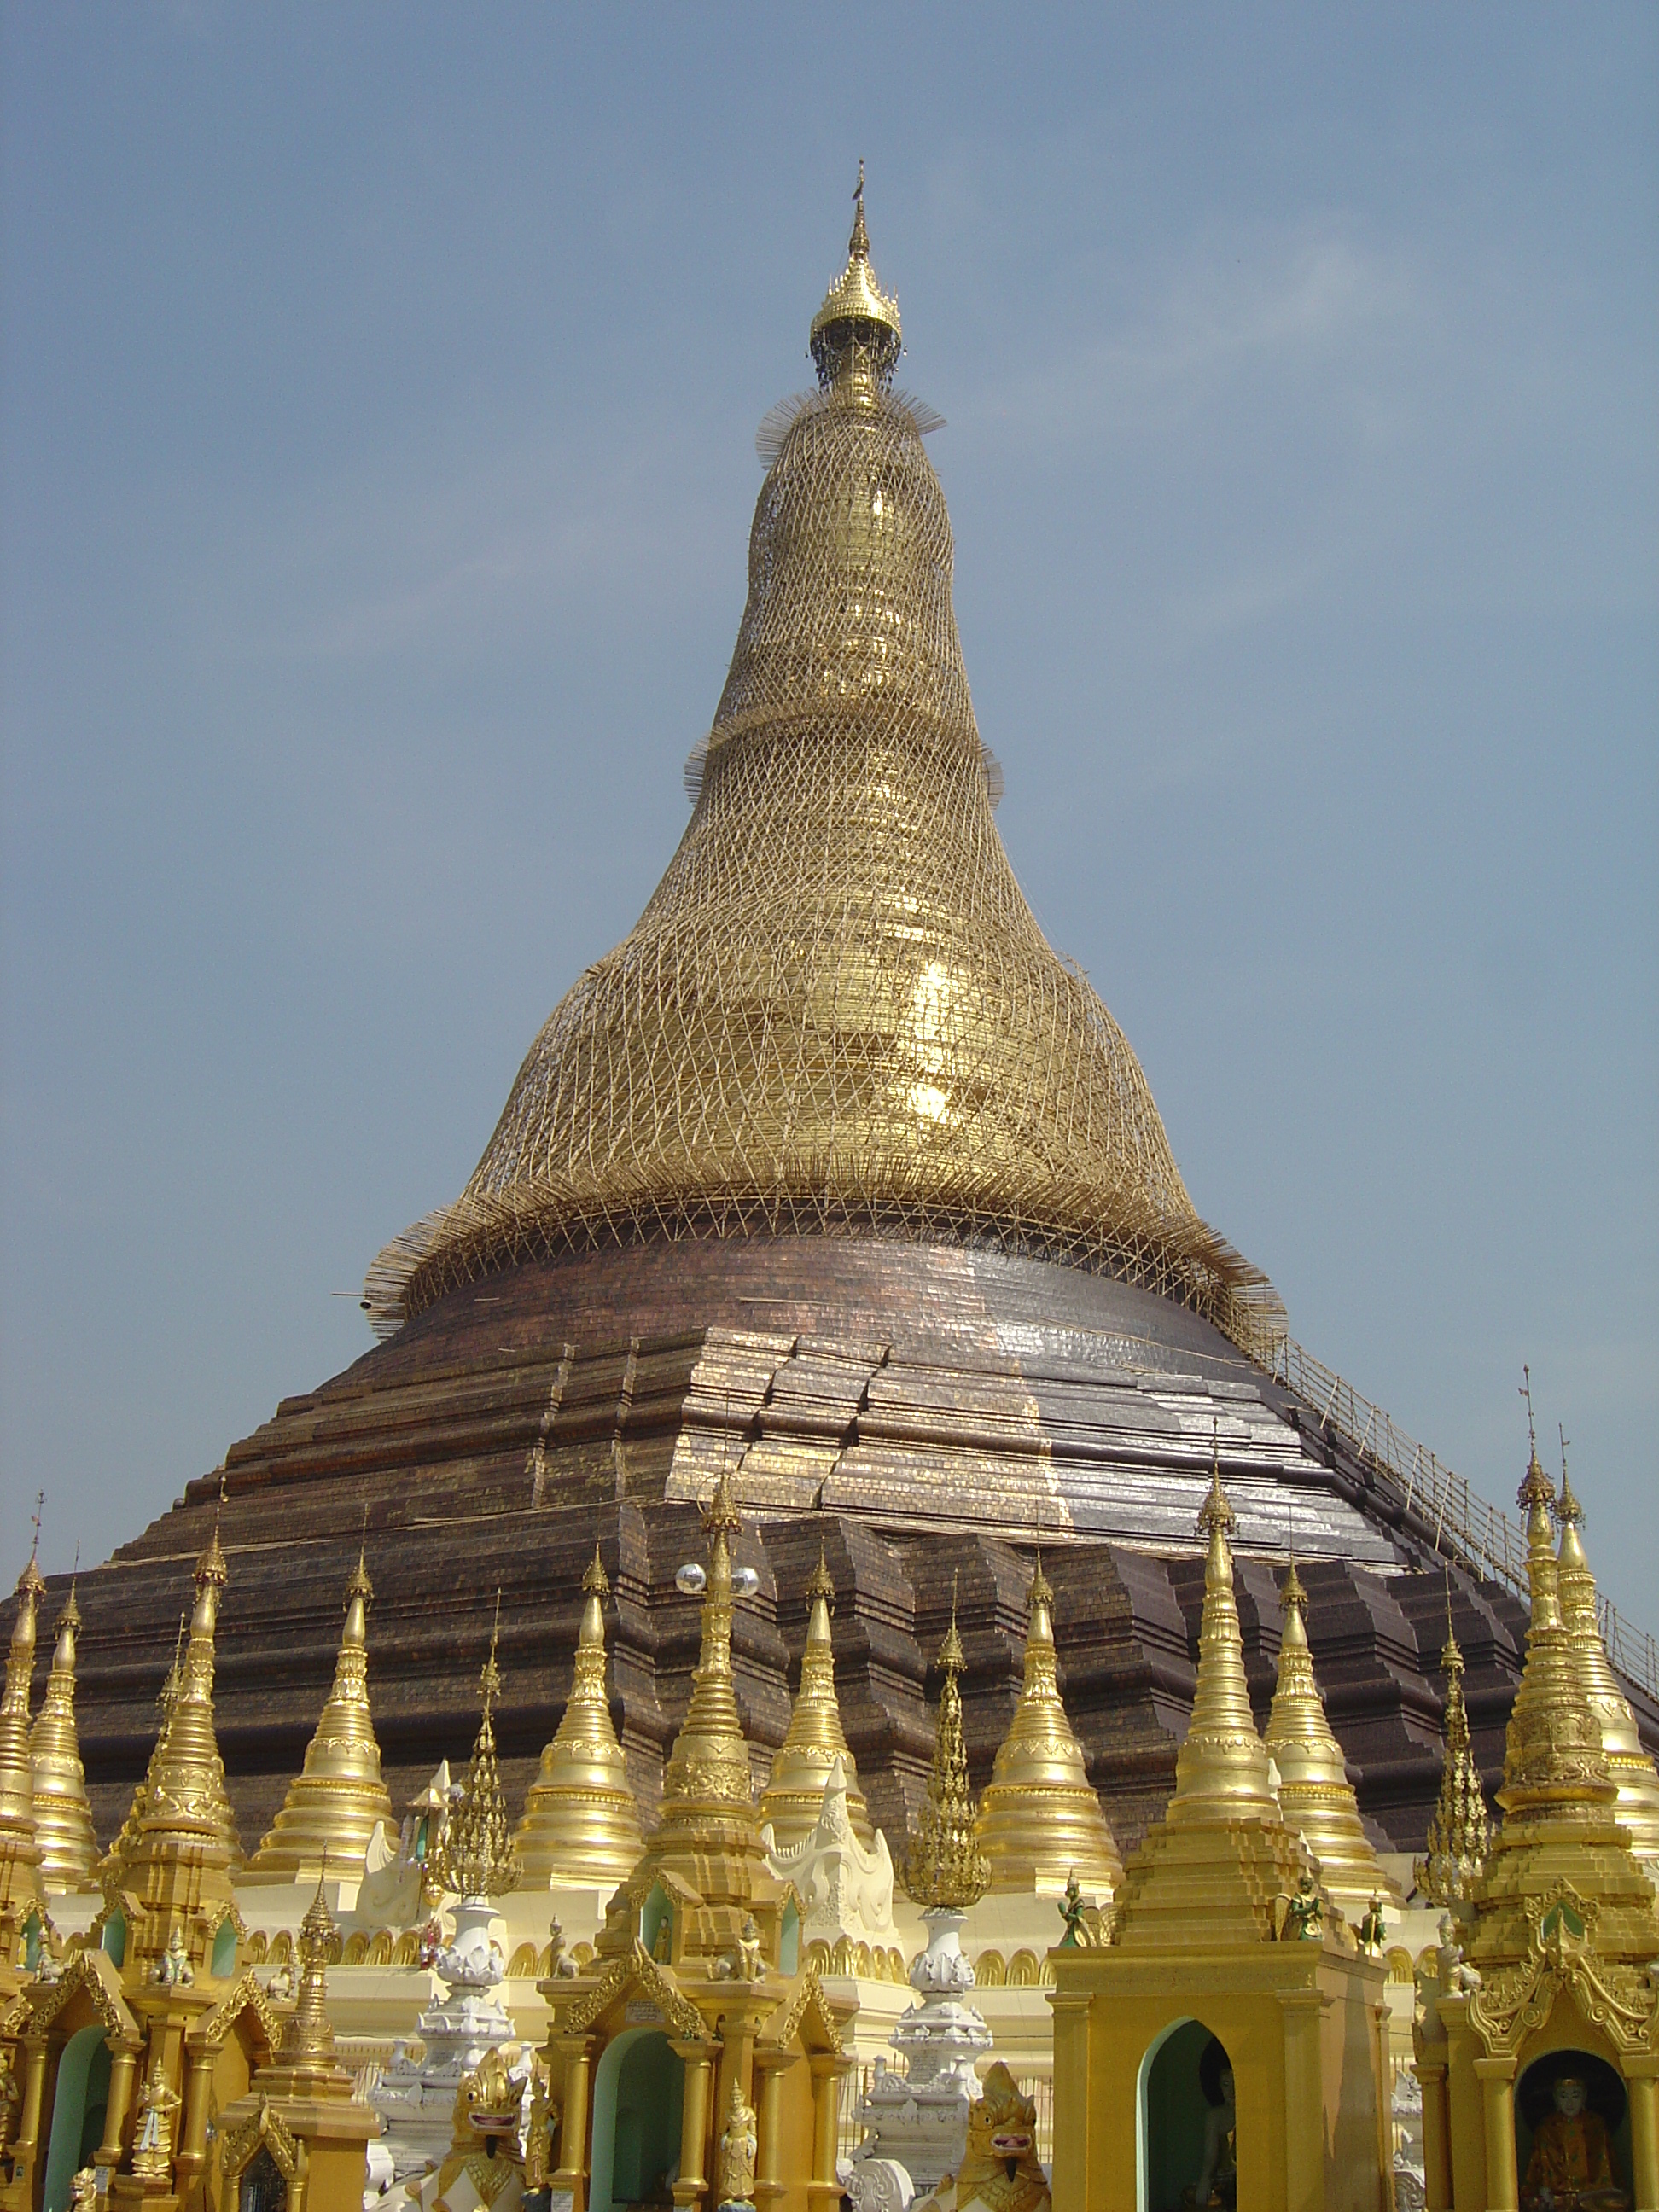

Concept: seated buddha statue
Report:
left=1522, top=2075, right=1629, bottom=2212
left=1191, top=2064, right=1237, bottom=2209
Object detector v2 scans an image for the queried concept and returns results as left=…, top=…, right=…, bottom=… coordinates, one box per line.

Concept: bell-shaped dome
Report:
left=368, top=189, right=1274, bottom=1348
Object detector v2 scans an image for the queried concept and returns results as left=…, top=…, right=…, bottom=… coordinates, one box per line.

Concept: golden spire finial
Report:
left=138, top=1512, right=242, bottom=1868
left=1414, top=1585, right=1491, bottom=1904
left=246, top=1541, right=394, bottom=1883
left=657, top=1469, right=754, bottom=1821
left=516, top=1539, right=643, bottom=1885
left=435, top=1600, right=518, bottom=1899
left=281, top=1855, right=342, bottom=2065
left=1168, top=1452, right=1278, bottom=1824
left=99, top=1612, right=191, bottom=1885
left=1497, top=1421, right=1615, bottom=1827
left=1556, top=1424, right=1583, bottom=1528
left=1264, top=1558, right=1399, bottom=1918
left=904, top=1584, right=990, bottom=1908
left=1551, top=1462, right=1659, bottom=1864
left=758, top=1540, right=874, bottom=1851
left=850, top=157, right=870, bottom=259
left=976, top=1553, right=1122, bottom=1898
left=810, top=165, right=901, bottom=388
left=29, top=1570, right=97, bottom=1891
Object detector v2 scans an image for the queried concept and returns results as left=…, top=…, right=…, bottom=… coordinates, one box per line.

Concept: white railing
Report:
left=1265, top=1336, right=1658, bottom=1704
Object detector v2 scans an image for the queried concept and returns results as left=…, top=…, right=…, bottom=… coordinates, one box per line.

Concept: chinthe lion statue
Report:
left=915, top=2062, right=1051, bottom=2212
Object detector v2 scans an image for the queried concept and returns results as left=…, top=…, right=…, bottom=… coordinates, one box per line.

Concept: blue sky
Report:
left=3, top=9, right=1655, bottom=1620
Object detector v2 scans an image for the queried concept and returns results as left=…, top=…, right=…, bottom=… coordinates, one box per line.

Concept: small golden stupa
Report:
left=975, top=1557, right=1121, bottom=1899
left=1415, top=1434, right=1659, bottom=2212
left=244, top=1547, right=395, bottom=1882
left=539, top=1469, right=847, bottom=2204
left=213, top=1871, right=380, bottom=2212
left=757, top=1543, right=873, bottom=1853
left=1554, top=1453, right=1659, bottom=1867
left=0, top=1537, right=45, bottom=1930
left=1413, top=1593, right=1491, bottom=1907
left=136, top=1516, right=242, bottom=1878
left=513, top=1543, right=643, bottom=1888
left=1263, top=1558, right=1399, bottom=1923
left=27, top=1580, right=97, bottom=1893
left=904, top=1581, right=990, bottom=1909
left=1049, top=1461, right=1388, bottom=2212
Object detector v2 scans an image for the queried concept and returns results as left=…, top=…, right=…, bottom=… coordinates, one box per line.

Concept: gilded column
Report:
left=551, top=2035, right=594, bottom=2212
left=1626, top=2068, right=1658, bottom=2212
left=1416, top=2059, right=1452, bottom=2212
left=750, top=2047, right=794, bottom=2209
left=1474, top=2057, right=1518, bottom=2212
left=1279, top=1989, right=1326, bottom=2212
left=173, top=2046, right=215, bottom=2201
left=806, top=2051, right=847, bottom=2210
left=13, top=2035, right=48, bottom=2202
left=670, top=2039, right=716, bottom=2209
left=96, top=2040, right=143, bottom=2169
left=1047, top=1987, right=1096, bottom=2212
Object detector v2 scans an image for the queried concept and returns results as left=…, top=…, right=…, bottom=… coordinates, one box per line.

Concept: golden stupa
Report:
left=757, top=1543, right=873, bottom=1852
left=364, top=178, right=1272, bottom=1355
left=1416, top=1441, right=1659, bottom=2212
left=99, top=1613, right=184, bottom=1889
left=244, top=1548, right=395, bottom=1882
left=975, top=1557, right=1121, bottom=1899
left=27, top=1581, right=97, bottom=1891
left=1553, top=1456, right=1659, bottom=1866
left=0, top=1541, right=44, bottom=1917
left=1049, top=1464, right=1387, bottom=2212
left=513, top=1543, right=643, bottom=1888
left=1412, top=1594, right=1490, bottom=1907
left=1262, top=1559, right=1399, bottom=1922
left=903, top=1582, right=990, bottom=1909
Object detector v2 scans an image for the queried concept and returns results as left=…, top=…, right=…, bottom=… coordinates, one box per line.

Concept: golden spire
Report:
left=1413, top=1590, right=1490, bottom=1906
left=903, top=1578, right=990, bottom=1909
left=515, top=1544, right=644, bottom=1887
left=1263, top=1560, right=1398, bottom=1918
left=435, top=1600, right=519, bottom=1899
left=29, top=1579, right=97, bottom=1891
left=0, top=1516, right=46, bottom=1901
left=100, top=1614, right=185, bottom=1888
left=1168, top=1451, right=1278, bottom=1824
left=246, top=1545, right=396, bottom=1881
left=808, top=159, right=902, bottom=387
left=1552, top=1450, right=1659, bottom=1863
left=975, top=1556, right=1122, bottom=1898
left=656, top=1471, right=756, bottom=1824
left=1494, top=1423, right=1615, bottom=1826
left=138, top=1507, right=243, bottom=1865
left=758, top=1542, right=874, bottom=1852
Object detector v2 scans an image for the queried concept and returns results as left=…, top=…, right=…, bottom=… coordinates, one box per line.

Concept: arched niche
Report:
left=238, top=2143, right=288, bottom=2212
left=211, top=1918, right=238, bottom=1979
left=639, top=1883, right=672, bottom=1965
left=588, top=2029, right=684, bottom=2212
left=1138, top=2018, right=1234, bottom=2212
left=1515, top=2046, right=1632, bottom=2210
left=41, top=2025, right=111, bottom=2212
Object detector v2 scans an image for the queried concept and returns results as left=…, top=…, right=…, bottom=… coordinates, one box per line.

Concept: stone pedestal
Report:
left=847, top=1908, right=992, bottom=2194
left=370, top=1899, right=518, bottom=2180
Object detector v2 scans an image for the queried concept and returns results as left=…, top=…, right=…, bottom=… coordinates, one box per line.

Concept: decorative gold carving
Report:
left=434, top=1603, right=519, bottom=1900
left=1414, top=1593, right=1491, bottom=1906
left=902, top=1580, right=989, bottom=1908
left=218, top=2094, right=300, bottom=2183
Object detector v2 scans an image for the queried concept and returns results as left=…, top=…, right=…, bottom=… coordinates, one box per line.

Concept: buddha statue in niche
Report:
left=1522, top=2074, right=1629, bottom=2212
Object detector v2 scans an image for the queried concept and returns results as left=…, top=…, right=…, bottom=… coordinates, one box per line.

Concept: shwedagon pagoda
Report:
left=0, top=179, right=1655, bottom=2212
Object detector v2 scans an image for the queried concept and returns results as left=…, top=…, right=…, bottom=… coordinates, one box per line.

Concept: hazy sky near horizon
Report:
left=3, top=9, right=1656, bottom=1619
